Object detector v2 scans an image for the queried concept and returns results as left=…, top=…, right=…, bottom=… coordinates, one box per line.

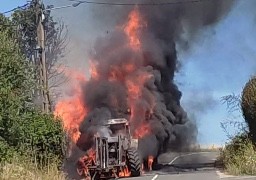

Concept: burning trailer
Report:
left=76, top=118, right=141, bottom=179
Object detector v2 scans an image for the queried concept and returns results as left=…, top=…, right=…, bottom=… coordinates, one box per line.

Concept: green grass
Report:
left=0, top=156, right=66, bottom=180
left=220, top=134, right=256, bottom=175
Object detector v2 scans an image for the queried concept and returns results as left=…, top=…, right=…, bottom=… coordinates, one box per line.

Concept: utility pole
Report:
left=36, top=0, right=51, bottom=113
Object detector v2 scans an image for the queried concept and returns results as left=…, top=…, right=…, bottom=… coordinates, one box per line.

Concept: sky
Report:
left=176, top=0, right=256, bottom=145
left=1, top=0, right=256, bottom=146
left=0, top=1, right=27, bottom=16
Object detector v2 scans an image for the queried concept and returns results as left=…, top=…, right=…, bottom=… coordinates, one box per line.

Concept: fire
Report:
left=124, top=7, right=145, bottom=50
left=126, top=72, right=152, bottom=99
left=54, top=68, right=87, bottom=143
left=87, top=148, right=96, bottom=162
left=90, top=60, right=99, bottom=80
left=148, top=156, right=154, bottom=171
left=54, top=97, right=86, bottom=142
left=77, top=148, right=96, bottom=178
left=126, top=80, right=141, bottom=99
left=108, top=63, right=136, bottom=82
left=119, top=166, right=131, bottom=177
left=123, top=63, right=135, bottom=73
left=108, top=65, right=122, bottom=82
left=126, top=72, right=153, bottom=139
left=134, top=123, right=151, bottom=139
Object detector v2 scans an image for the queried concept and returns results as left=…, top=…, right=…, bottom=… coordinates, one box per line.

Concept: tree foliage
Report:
left=0, top=28, right=65, bottom=165
left=11, top=0, right=68, bottom=107
left=220, top=78, right=256, bottom=175
left=0, top=14, right=15, bottom=37
left=241, top=76, right=256, bottom=142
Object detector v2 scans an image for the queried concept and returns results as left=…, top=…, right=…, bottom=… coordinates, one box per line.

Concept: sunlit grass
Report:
left=0, top=156, right=66, bottom=180
left=220, top=135, right=256, bottom=175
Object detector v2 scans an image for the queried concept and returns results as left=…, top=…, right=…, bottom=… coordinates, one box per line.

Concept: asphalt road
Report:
left=121, top=151, right=256, bottom=180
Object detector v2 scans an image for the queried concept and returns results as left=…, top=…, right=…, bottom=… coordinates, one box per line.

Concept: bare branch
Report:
left=221, top=93, right=241, bottom=113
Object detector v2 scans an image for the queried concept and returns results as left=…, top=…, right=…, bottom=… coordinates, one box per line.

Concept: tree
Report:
left=0, top=14, right=15, bottom=37
left=11, top=0, right=68, bottom=110
left=241, top=76, right=256, bottom=142
left=0, top=28, right=65, bottom=165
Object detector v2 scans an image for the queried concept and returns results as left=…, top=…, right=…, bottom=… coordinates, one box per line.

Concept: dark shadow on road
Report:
left=146, top=160, right=224, bottom=175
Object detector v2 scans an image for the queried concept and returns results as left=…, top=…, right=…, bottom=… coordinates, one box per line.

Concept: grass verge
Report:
left=220, top=134, right=256, bottom=175
left=0, top=156, right=66, bottom=180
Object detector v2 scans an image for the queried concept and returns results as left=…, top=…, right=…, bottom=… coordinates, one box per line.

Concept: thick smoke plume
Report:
left=71, top=0, right=231, bottom=160
left=74, top=0, right=233, bottom=160
left=53, top=0, right=232, bottom=165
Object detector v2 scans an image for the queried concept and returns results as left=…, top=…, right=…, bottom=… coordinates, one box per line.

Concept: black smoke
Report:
left=75, top=0, right=233, bottom=160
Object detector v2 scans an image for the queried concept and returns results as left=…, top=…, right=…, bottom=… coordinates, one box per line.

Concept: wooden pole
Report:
left=36, top=0, right=51, bottom=113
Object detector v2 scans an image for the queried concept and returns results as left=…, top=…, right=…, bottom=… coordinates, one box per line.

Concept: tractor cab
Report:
left=106, top=118, right=130, bottom=137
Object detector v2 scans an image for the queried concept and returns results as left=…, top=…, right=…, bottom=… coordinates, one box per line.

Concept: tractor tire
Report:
left=126, top=148, right=141, bottom=177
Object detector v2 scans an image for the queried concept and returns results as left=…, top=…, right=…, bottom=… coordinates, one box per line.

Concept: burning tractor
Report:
left=77, top=118, right=141, bottom=179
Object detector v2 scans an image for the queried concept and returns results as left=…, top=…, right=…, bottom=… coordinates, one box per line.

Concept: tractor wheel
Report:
left=126, top=148, right=141, bottom=177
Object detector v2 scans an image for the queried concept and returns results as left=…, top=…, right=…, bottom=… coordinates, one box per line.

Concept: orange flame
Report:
left=108, top=63, right=136, bottom=82
left=123, top=63, right=136, bottom=73
left=87, top=148, right=96, bottom=162
left=126, top=72, right=153, bottom=139
left=126, top=72, right=152, bottom=99
left=119, top=166, right=131, bottom=177
left=134, top=123, right=151, bottom=139
left=124, top=7, right=145, bottom=50
left=54, top=68, right=87, bottom=143
left=148, top=156, right=154, bottom=171
left=77, top=148, right=96, bottom=178
left=90, top=61, right=99, bottom=80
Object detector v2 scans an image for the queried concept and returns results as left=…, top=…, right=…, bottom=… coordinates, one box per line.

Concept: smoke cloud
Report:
left=67, top=0, right=234, bottom=160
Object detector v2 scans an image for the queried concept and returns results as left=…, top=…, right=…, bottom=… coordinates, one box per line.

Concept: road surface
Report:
left=121, top=151, right=256, bottom=180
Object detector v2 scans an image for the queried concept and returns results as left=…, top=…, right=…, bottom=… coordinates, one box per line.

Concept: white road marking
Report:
left=168, top=152, right=213, bottom=165
left=151, top=174, right=158, bottom=180
left=216, top=170, right=236, bottom=178
left=216, top=170, right=256, bottom=179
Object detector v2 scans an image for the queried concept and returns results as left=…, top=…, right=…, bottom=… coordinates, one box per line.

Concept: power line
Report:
left=0, top=0, right=228, bottom=16
left=69, top=0, right=225, bottom=6
left=1, top=3, right=29, bottom=14
left=0, top=0, right=231, bottom=26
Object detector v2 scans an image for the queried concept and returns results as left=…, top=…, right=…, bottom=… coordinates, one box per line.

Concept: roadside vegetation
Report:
left=220, top=77, right=256, bottom=175
left=0, top=156, right=66, bottom=180
left=0, top=1, right=67, bottom=179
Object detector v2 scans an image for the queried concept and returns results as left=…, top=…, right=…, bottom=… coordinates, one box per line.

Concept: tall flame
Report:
left=124, top=7, right=145, bottom=50
left=54, top=8, right=152, bottom=148
left=89, top=60, right=99, bottom=80
left=124, top=8, right=153, bottom=139
left=54, top=68, right=87, bottom=143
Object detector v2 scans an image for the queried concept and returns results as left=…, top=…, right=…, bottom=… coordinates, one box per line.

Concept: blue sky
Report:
left=1, top=0, right=256, bottom=146
left=0, top=1, right=27, bottom=16
left=177, top=0, right=256, bottom=145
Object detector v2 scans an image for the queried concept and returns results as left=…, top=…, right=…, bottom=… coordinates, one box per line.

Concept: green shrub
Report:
left=220, top=133, right=256, bottom=175
left=0, top=29, right=65, bottom=165
left=0, top=138, right=16, bottom=162
left=17, top=112, right=66, bottom=166
left=242, top=76, right=256, bottom=142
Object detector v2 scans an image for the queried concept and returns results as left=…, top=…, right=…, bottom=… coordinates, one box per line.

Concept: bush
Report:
left=220, top=133, right=256, bottom=175
left=0, top=29, right=66, bottom=165
left=17, top=112, right=66, bottom=166
left=242, top=76, right=256, bottom=142
left=0, top=139, right=16, bottom=162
